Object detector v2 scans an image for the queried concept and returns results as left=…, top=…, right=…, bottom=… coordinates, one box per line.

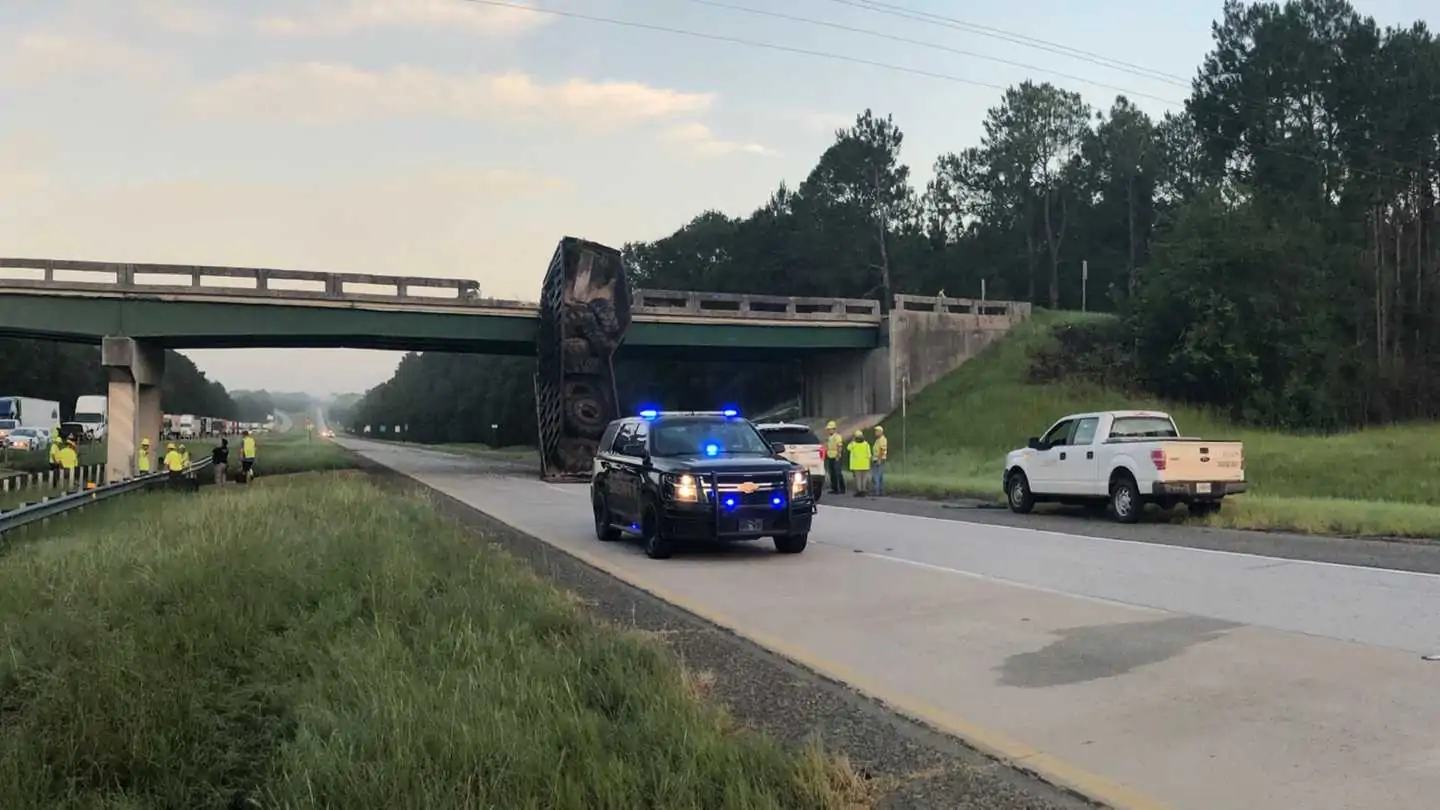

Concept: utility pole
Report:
left=1081, top=260, right=1089, bottom=312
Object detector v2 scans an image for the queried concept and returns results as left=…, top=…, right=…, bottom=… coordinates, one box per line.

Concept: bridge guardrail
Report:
left=1, top=258, right=887, bottom=324
left=0, top=258, right=496, bottom=307
left=0, top=459, right=214, bottom=537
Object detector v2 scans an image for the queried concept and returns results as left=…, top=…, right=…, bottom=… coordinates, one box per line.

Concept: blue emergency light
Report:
left=639, top=409, right=658, bottom=419
left=721, top=408, right=739, bottom=417
left=704, top=443, right=720, bottom=457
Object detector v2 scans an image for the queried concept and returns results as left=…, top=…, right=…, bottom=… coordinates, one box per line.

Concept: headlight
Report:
left=789, top=469, right=808, bottom=497
left=667, top=473, right=700, bottom=503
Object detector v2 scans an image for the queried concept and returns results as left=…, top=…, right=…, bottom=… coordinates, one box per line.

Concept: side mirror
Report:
left=1027, top=437, right=1042, bottom=450
left=771, top=442, right=788, bottom=456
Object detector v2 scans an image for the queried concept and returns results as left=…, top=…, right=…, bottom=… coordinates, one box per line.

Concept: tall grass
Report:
left=0, top=473, right=863, bottom=809
left=883, top=311, right=1440, bottom=537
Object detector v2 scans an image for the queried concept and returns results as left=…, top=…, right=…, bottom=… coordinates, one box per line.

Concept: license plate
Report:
left=1196, top=483, right=1212, bottom=494
left=740, top=518, right=764, bottom=533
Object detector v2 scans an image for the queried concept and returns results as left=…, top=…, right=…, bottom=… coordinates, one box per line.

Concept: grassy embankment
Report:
left=0, top=471, right=864, bottom=808
left=0, top=432, right=353, bottom=511
left=884, top=311, right=1440, bottom=538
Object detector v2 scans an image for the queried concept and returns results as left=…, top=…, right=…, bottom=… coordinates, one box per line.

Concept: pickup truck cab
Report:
left=1003, top=410, right=1247, bottom=523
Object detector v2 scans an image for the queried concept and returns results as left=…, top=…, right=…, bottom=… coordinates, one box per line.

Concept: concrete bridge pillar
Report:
left=102, top=337, right=165, bottom=483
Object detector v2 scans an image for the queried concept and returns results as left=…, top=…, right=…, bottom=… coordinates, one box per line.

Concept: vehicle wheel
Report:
left=1110, top=475, right=1142, bottom=524
left=1006, top=470, right=1035, bottom=514
left=592, top=492, right=621, bottom=542
left=774, top=533, right=808, bottom=554
left=1189, top=501, right=1222, bottom=518
left=563, top=378, right=607, bottom=439
left=641, top=505, right=673, bottom=559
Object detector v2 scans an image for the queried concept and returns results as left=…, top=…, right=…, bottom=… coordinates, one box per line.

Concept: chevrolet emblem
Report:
left=738, top=481, right=758, bottom=494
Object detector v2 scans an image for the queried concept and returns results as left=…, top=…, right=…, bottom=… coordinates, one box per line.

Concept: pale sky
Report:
left=2, top=0, right=1431, bottom=395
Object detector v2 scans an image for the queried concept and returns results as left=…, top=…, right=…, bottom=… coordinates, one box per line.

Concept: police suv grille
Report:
left=709, top=473, right=787, bottom=506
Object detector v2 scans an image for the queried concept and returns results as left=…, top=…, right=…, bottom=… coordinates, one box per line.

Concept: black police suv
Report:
left=590, top=410, right=815, bottom=559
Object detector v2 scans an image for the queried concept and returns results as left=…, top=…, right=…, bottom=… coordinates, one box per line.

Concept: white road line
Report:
left=821, top=503, right=1440, bottom=581
left=856, top=548, right=1167, bottom=613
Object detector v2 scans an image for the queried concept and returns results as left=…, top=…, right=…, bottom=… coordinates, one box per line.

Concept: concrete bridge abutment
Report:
left=801, top=295, right=1031, bottom=424
left=102, top=337, right=165, bottom=483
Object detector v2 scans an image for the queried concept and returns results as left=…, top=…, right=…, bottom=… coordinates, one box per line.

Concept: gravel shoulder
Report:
left=351, top=455, right=1100, bottom=810
left=823, top=491, right=1440, bottom=575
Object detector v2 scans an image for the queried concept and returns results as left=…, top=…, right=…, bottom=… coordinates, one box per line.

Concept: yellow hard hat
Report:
left=167, top=442, right=176, bottom=450
left=141, top=437, right=151, bottom=445
left=853, top=429, right=863, bottom=438
left=825, top=420, right=837, bottom=429
left=874, top=425, right=884, bottom=434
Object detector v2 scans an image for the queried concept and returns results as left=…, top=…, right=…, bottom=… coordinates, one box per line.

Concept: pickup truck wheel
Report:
left=774, top=533, right=808, bottom=554
left=592, top=492, right=621, bottom=542
left=1006, top=471, right=1035, bottom=514
left=641, top=505, right=673, bottom=560
left=1110, top=476, right=1142, bottom=524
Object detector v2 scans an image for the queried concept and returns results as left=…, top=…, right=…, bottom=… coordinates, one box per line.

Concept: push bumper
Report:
left=661, top=499, right=815, bottom=542
left=1151, top=480, right=1248, bottom=500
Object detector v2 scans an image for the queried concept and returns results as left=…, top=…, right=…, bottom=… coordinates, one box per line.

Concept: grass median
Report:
left=0, top=472, right=864, bottom=809
left=883, top=311, right=1440, bottom=539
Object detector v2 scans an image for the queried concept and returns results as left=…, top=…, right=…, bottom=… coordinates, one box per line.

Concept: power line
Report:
left=456, top=0, right=1431, bottom=187
left=678, top=0, right=1183, bottom=107
left=459, top=0, right=1006, bottom=92
left=825, top=0, right=1191, bottom=86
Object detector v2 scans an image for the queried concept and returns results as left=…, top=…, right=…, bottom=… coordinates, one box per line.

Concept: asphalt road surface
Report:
left=341, top=439, right=1440, bottom=810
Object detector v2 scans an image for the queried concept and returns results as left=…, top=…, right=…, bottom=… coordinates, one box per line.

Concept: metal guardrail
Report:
left=0, top=459, right=214, bottom=537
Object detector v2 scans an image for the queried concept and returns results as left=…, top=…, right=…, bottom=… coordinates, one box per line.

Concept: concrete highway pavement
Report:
left=341, top=438, right=1440, bottom=810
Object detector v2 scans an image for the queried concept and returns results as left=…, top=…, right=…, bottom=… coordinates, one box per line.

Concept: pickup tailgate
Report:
left=780, top=445, right=826, bottom=477
left=1154, top=441, right=1244, bottom=482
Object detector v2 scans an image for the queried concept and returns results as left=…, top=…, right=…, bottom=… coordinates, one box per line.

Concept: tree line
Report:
left=0, top=338, right=240, bottom=420
left=351, top=0, right=1440, bottom=437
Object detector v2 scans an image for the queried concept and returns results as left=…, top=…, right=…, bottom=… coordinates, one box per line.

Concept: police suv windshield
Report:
left=650, top=418, right=772, bottom=457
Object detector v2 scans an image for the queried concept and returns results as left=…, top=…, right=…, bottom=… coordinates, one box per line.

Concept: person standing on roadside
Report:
left=241, top=430, right=257, bottom=482
left=211, top=438, right=229, bottom=486
left=56, top=438, right=78, bottom=484
left=846, top=429, right=871, bottom=497
left=870, top=425, right=888, bottom=496
left=824, top=420, right=846, bottom=495
left=137, top=437, right=152, bottom=475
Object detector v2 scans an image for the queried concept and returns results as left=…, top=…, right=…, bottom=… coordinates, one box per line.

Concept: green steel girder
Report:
left=0, top=294, right=881, bottom=355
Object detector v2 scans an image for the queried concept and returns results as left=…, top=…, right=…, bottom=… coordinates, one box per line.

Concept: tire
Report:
left=562, top=336, right=591, bottom=362
left=1006, top=470, right=1035, bottom=514
left=774, top=533, right=808, bottom=554
left=592, top=492, right=621, bottom=541
left=556, top=437, right=597, bottom=471
left=641, top=505, right=673, bottom=559
left=563, top=378, right=607, bottom=438
left=1110, top=474, right=1142, bottom=524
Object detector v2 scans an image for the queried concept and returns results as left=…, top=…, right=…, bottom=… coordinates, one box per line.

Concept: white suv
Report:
left=755, top=422, right=827, bottom=501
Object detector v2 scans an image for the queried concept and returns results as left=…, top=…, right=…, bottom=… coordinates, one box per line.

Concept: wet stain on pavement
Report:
left=997, top=615, right=1239, bottom=688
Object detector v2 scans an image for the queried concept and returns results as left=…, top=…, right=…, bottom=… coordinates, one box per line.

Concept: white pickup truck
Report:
left=1003, top=410, right=1247, bottom=523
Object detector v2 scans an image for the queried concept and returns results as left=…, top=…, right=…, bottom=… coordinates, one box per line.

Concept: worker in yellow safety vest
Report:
left=48, top=432, right=61, bottom=471
left=56, top=438, right=79, bottom=476
left=870, top=425, right=888, bottom=496
left=163, top=442, right=187, bottom=490
left=137, top=437, right=152, bottom=474
left=845, top=429, right=871, bottom=497
left=241, top=430, right=257, bottom=481
left=824, top=420, right=846, bottom=495
left=163, top=442, right=184, bottom=472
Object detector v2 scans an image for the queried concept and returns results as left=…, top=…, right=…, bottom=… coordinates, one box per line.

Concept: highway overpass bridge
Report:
left=0, top=250, right=1029, bottom=481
